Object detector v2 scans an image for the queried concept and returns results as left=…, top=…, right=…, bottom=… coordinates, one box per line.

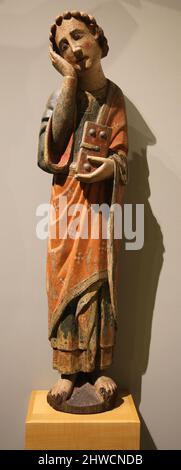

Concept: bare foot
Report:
left=94, top=374, right=117, bottom=401
left=49, top=373, right=77, bottom=404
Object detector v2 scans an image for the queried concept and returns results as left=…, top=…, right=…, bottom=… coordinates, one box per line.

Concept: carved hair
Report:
left=49, top=11, right=109, bottom=58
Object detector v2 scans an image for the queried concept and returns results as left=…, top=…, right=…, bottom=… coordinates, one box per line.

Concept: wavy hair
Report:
left=49, top=10, right=109, bottom=58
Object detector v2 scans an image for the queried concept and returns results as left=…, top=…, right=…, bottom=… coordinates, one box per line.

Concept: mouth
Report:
left=74, top=57, right=87, bottom=72
left=76, top=57, right=85, bottom=64
left=73, top=56, right=89, bottom=73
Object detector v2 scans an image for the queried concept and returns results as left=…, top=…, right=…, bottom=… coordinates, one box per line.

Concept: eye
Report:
left=59, top=42, right=68, bottom=53
left=73, top=32, right=83, bottom=41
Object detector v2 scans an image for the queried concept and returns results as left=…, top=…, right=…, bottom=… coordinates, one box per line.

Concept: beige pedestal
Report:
left=25, top=390, right=140, bottom=450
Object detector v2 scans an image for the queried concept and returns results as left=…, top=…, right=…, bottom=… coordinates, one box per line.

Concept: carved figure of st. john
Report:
left=38, top=11, right=128, bottom=409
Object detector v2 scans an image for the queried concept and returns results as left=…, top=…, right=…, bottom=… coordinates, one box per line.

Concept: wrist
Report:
left=64, top=75, right=77, bottom=84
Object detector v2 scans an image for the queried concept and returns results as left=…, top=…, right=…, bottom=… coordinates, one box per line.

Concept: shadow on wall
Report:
left=110, top=97, right=165, bottom=450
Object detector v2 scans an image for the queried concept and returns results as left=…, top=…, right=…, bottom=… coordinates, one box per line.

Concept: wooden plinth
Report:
left=25, top=390, right=140, bottom=450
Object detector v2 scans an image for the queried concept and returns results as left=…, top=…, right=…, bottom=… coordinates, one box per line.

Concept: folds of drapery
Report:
left=37, top=79, right=129, bottom=342
left=52, top=281, right=116, bottom=374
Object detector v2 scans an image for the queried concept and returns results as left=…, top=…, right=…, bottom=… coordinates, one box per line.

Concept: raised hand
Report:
left=49, top=43, right=77, bottom=79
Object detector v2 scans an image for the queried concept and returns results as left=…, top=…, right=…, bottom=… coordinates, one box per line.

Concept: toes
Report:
left=108, top=384, right=114, bottom=395
left=56, top=391, right=68, bottom=404
left=50, top=388, right=57, bottom=397
left=51, top=387, right=59, bottom=397
left=99, top=386, right=111, bottom=401
left=106, top=385, right=113, bottom=398
left=96, top=378, right=117, bottom=401
left=49, top=390, right=68, bottom=404
left=110, top=383, right=116, bottom=395
left=99, top=387, right=107, bottom=400
left=54, top=393, right=62, bottom=404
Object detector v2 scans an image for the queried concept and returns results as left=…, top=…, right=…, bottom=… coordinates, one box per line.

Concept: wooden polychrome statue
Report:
left=38, top=10, right=128, bottom=414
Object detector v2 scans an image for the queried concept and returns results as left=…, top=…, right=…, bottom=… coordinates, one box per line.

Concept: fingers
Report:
left=75, top=163, right=106, bottom=183
left=49, top=44, right=57, bottom=65
left=49, top=44, right=63, bottom=73
left=49, top=43, right=59, bottom=60
left=49, top=45, right=77, bottom=78
left=49, top=45, right=53, bottom=60
left=49, top=42, right=55, bottom=54
left=75, top=159, right=114, bottom=183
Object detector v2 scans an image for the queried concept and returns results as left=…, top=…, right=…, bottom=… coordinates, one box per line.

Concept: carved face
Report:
left=55, top=17, right=102, bottom=73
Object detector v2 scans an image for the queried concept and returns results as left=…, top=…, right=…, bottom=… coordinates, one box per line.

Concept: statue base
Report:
left=25, top=390, right=140, bottom=450
left=47, top=374, right=117, bottom=414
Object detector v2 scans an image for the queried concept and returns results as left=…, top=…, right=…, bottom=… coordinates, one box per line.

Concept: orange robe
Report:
left=38, top=79, right=128, bottom=374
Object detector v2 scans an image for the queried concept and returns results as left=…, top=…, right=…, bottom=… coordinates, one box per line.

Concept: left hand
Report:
left=75, top=156, right=114, bottom=183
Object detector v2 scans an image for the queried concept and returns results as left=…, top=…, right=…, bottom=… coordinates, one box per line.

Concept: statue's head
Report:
left=49, top=11, right=109, bottom=73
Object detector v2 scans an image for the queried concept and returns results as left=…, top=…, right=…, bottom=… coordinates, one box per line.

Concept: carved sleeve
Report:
left=37, top=91, right=60, bottom=174
left=109, top=152, right=128, bottom=185
left=37, top=76, right=77, bottom=174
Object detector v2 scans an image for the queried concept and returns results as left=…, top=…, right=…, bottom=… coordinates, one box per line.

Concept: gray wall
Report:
left=0, top=0, right=180, bottom=450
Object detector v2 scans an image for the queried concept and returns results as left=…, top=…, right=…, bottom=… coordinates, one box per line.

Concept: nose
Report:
left=72, top=47, right=83, bottom=61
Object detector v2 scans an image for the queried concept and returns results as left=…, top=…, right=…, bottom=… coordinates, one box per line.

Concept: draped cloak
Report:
left=38, top=79, right=128, bottom=374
